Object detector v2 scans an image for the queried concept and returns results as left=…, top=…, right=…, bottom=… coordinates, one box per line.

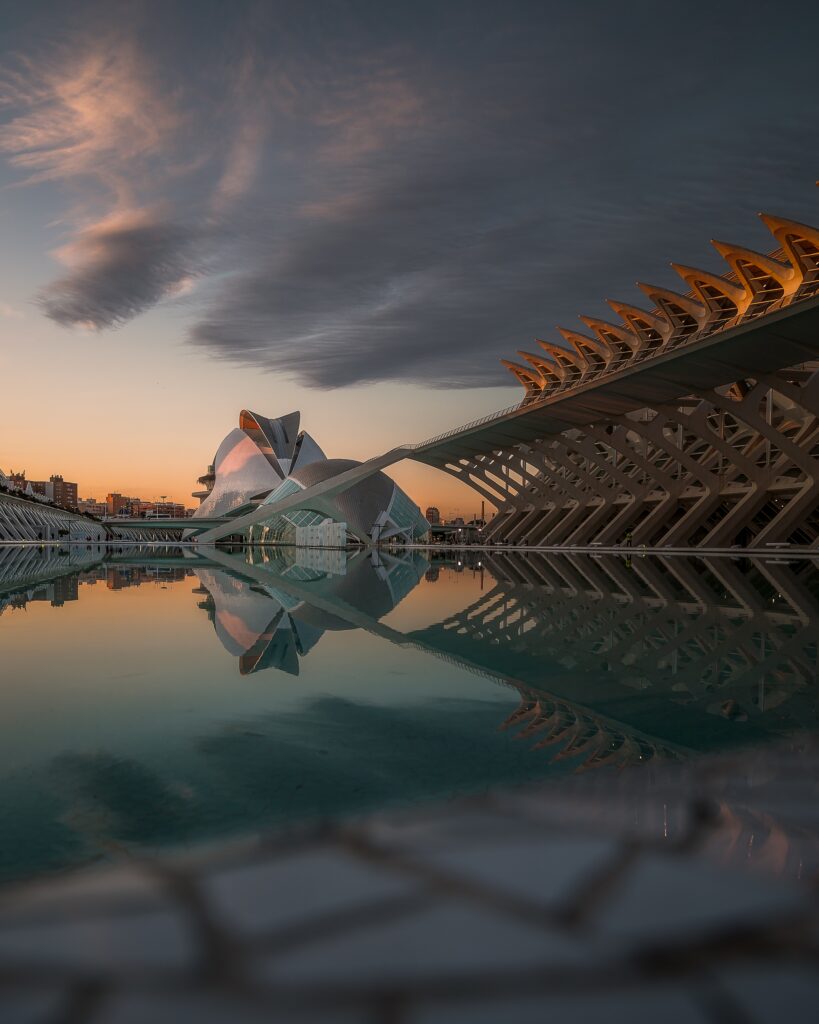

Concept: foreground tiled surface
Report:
left=1, top=740, right=818, bottom=1023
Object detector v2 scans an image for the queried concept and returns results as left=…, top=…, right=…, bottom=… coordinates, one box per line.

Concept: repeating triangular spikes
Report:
left=670, top=263, right=747, bottom=314
left=518, top=350, right=564, bottom=381
left=501, top=358, right=543, bottom=391
left=578, top=315, right=641, bottom=356
left=556, top=326, right=611, bottom=363
left=758, top=213, right=819, bottom=285
left=711, top=239, right=796, bottom=293
left=636, top=282, right=707, bottom=322
left=500, top=204, right=819, bottom=400
left=606, top=299, right=673, bottom=344
left=760, top=212, right=819, bottom=246
left=536, top=339, right=587, bottom=372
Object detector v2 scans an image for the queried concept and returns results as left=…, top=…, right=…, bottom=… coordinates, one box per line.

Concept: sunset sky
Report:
left=1, top=0, right=818, bottom=512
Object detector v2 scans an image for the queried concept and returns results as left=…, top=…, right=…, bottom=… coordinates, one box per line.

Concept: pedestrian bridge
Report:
left=104, top=517, right=231, bottom=534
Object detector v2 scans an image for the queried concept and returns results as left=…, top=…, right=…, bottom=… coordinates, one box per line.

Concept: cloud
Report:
left=0, top=30, right=206, bottom=328
left=3, top=3, right=819, bottom=387
left=0, top=38, right=182, bottom=206
left=38, top=209, right=200, bottom=329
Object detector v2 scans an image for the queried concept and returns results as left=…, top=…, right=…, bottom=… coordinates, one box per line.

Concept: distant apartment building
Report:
left=27, top=577, right=79, bottom=607
left=425, top=506, right=441, bottom=524
left=131, top=500, right=187, bottom=518
left=8, top=471, right=78, bottom=508
left=106, top=493, right=132, bottom=516
left=51, top=575, right=79, bottom=606
left=141, top=500, right=186, bottom=518
left=78, top=498, right=107, bottom=517
left=104, top=495, right=187, bottom=518
left=47, top=475, right=78, bottom=509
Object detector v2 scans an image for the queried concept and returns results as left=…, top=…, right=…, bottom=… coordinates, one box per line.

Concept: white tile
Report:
left=204, top=848, right=417, bottom=937
left=410, top=986, right=708, bottom=1024
left=0, top=988, right=66, bottom=1024
left=594, top=854, right=804, bottom=943
left=717, top=966, right=819, bottom=1023
left=258, top=901, right=592, bottom=986
left=95, top=990, right=365, bottom=1024
left=0, top=910, right=194, bottom=973
left=407, top=835, right=617, bottom=909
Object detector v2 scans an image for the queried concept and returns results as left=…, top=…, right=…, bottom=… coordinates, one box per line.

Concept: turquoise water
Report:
left=1, top=544, right=817, bottom=883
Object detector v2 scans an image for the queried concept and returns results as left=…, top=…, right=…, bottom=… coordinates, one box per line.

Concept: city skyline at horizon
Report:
left=2, top=1, right=819, bottom=511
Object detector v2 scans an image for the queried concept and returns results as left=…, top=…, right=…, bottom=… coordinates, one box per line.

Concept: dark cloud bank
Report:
left=39, top=216, right=200, bottom=329
left=17, top=0, right=819, bottom=388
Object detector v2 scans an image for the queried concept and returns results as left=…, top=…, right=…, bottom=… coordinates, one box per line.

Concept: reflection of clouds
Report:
left=195, top=696, right=547, bottom=820
left=21, top=696, right=545, bottom=877
left=50, top=751, right=197, bottom=852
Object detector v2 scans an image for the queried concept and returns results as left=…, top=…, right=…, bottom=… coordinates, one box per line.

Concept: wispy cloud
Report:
left=1, top=3, right=819, bottom=387
left=39, top=208, right=200, bottom=329
left=0, top=38, right=182, bottom=206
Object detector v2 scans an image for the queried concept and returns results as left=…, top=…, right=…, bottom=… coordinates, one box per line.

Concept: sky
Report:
left=1, top=0, right=818, bottom=512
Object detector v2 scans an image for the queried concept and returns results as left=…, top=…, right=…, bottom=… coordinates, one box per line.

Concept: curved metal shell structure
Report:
left=250, top=458, right=428, bottom=546
left=191, top=410, right=327, bottom=521
left=191, top=414, right=428, bottom=546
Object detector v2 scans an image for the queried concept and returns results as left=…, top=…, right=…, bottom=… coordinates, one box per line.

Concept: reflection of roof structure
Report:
left=0, top=544, right=104, bottom=610
left=498, top=697, right=681, bottom=773
left=191, top=409, right=428, bottom=546
left=193, top=550, right=428, bottom=675
left=204, top=545, right=819, bottom=775
left=414, top=551, right=819, bottom=760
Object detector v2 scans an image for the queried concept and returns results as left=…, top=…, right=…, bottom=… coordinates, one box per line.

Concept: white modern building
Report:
left=190, top=410, right=428, bottom=547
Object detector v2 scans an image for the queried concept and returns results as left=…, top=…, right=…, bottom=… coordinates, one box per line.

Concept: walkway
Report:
left=1, top=740, right=817, bottom=1022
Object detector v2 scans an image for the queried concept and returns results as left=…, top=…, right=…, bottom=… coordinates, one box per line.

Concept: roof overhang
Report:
left=411, top=291, right=819, bottom=463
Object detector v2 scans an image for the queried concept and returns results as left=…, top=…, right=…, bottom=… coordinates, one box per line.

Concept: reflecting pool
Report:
left=1, top=543, right=818, bottom=884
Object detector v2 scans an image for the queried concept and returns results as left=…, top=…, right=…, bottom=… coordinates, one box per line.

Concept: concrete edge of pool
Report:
left=0, top=738, right=818, bottom=1024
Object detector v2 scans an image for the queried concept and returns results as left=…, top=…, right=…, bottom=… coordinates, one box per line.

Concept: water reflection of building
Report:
left=0, top=544, right=104, bottom=614
left=103, top=566, right=188, bottom=590
left=5, top=544, right=819, bottom=778
left=199, top=548, right=819, bottom=776
left=0, top=546, right=192, bottom=616
left=409, top=553, right=819, bottom=769
left=193, top=549, right=429, bottom=676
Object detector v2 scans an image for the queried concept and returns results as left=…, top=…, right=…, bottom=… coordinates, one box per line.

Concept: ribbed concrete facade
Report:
left=478, top=362, right=819, bottom=547
left=0, top=491, right=107, bottom=544
left=427, top=211, right=819, bottom=548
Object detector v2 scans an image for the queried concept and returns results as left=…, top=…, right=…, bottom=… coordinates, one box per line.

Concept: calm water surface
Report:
left=1, top=544, right=817, bottom=883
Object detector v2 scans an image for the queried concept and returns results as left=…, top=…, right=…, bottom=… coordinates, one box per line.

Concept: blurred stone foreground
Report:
left=1, top=741, right=818, bottom=1024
